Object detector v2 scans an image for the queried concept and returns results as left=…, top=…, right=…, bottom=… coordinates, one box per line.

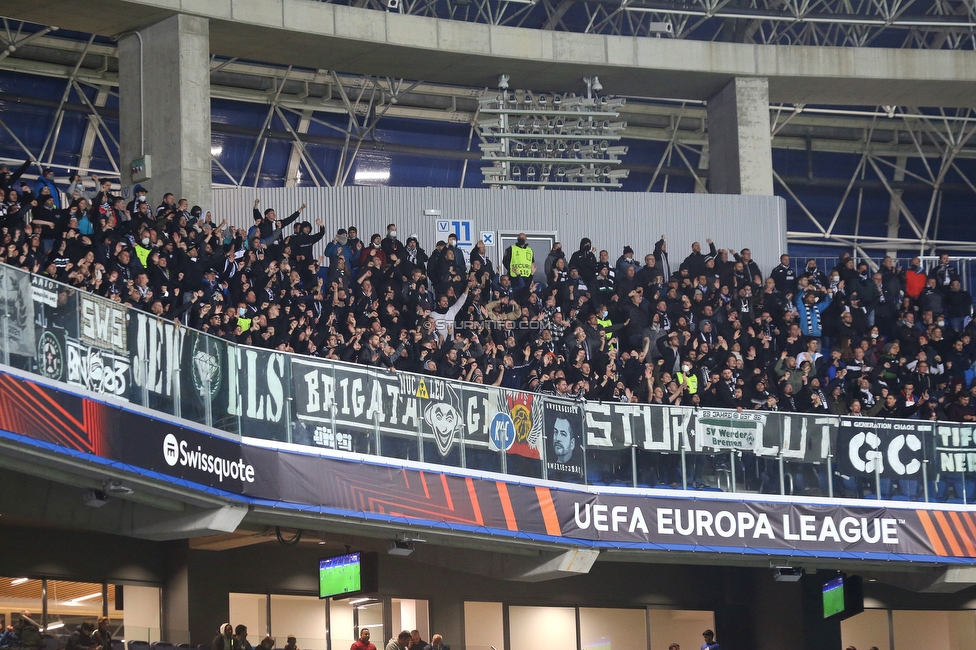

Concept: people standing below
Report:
left=236, top=625, right=253, bottom=650
left=92, top=617, right=113, bottom=650
left=423, top=635, right=449, bottom=650
left=213, top=624, right=238, bottom=650
left=351, top=629, right=376, bottom=650
left=929, top=252, right=959, bottom=292
left=66, top=622, right=97, bottom=650
left=34, top=168, right=61, bottom=210
left=386, top=631, right=411, bottom=650
left=503, top=233, right=534, bottom=281
left=700, top=629, right=721, bottom=650
left=283, top=635, right=299, bottom=650
left=257, top=638, right=275, bottom=650
left=407, top=630, right=426, bottom=650
left=14, top=612, right=41, bottom=650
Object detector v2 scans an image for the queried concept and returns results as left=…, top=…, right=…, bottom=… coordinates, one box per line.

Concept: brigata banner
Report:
left=837, top=417, right=930, bottom=479
left=290, top=358, right=491, bottom=457
left=0, top=369, right=974, bottom=563
left=934, top=424, right=976, bottom=474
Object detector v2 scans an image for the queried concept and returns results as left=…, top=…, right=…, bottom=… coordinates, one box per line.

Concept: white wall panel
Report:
left=212, top=188, right=787, bottom=276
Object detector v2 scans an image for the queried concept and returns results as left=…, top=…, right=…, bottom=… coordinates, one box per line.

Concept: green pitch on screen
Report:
left=822, top=579, right=845, bottom=618
left=319, top=555, right=362, bottom=598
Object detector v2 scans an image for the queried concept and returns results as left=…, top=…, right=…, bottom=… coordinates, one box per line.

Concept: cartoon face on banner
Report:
left=545, top=401, right=584, bottom=477
left=416, top=376, right=465, bottom=457
left=424, top=400, right=464, bottom=457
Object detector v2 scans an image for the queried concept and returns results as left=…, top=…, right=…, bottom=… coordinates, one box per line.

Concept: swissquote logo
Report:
left=161, top=433, right=255, bottom=483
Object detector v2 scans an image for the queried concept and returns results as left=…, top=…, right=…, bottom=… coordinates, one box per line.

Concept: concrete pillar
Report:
left=119, top=14, right=211, bottom=208
left=706, top=77, right=774, bottom=195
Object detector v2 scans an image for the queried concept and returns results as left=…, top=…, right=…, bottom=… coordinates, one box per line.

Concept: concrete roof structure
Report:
left=8, top=0, right=976, bottom=106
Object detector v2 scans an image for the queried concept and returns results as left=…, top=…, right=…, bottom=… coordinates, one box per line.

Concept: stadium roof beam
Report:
left=5, top=1, right=976, bottom=105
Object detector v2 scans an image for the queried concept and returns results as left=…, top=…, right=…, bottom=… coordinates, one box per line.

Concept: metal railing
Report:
left=0, top=264, right=972, bottom=504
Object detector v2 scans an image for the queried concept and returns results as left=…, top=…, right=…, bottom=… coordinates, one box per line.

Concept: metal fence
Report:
left=1, top=264, right=973, bottom=504
left=790, top=255, right=976, bottom=294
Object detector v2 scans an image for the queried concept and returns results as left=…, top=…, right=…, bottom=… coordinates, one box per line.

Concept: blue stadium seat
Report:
left=928, top=480, right=947, bottom=502
left=945, top=477, right=967, bottom=503
left=892, top=479, right=919, bottom=501
left=128, top=641, right=150, bottom=650
left=863, top=478, right=893, bottom=501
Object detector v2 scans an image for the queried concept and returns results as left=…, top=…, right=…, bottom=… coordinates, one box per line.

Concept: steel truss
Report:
left=3, top=19, right=976, bottom=254
left=318, top=0, right=976, bottom=48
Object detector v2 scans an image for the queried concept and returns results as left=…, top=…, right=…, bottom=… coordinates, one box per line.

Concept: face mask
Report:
left=373, top=243, right=380, bottom=249
left=389, top=230, right=397, bottom=239
left=938, top=320, right=946, bottom=327
left=337, top=235, right=348, bottom=245
left=830, top=276, right=839, bottom=282
left=517, top=238, right=526, bottom=246
left=141, top=237, right=150, bottom=247
left=76, top=183, right=84, bottom=191
left=871, top=333, right=878, bottom=338
left=681, top=365, right=691, bottom=373
left=449, top=239, right=457, bottom=247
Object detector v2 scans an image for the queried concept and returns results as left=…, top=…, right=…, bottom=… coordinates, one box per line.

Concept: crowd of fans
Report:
left=2, top=159, right=976, bottom=423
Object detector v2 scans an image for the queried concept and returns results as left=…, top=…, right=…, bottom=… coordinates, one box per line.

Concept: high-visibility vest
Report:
left=237, top=317, right=252, bottom=332
left=596, top=316, right=613, bottom=339
left=510, top=245, right=533, bottom=277
left=134, top=244, right=152, bottom=268
left=677, top=372, right=698, bottom=394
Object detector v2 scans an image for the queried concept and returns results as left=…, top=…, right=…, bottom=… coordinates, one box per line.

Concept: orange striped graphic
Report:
left=934, top=511, right=964, bottom=556
left=535, top=487, right=562, bottom=537
left=948, top=512, right=976, bottom=557
left=916, top=510, right=948, bottom=556
left=496, top=481, right=518, bottom=531
left=440, top=474, right=454, bottom=511
left=465, top=478, right=484, bottom=526
left=419, top=472, right=430, bottom=500
left=961, top=512, right=976, bottom=547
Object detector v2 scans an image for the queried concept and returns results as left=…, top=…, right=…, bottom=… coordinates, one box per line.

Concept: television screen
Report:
left=318, top=552, right=378, bottom=599
left=822, top=576, right=845, bottom=618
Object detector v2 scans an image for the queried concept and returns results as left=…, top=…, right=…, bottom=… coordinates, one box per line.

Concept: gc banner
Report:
left=837, top=417, right=930, bottom=479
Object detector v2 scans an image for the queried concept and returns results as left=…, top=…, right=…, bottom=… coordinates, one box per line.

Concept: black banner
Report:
left=837, top=417, right=930, bottom=479
left=934, top=424, right=976, bottom=474
left=545, top=399, right=584, bottom=480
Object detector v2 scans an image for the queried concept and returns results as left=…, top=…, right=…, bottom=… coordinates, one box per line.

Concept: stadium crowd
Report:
left=2, top=160, right=976, bottom=423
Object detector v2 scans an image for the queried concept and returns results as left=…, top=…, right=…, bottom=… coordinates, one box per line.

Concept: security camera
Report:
left=387, top=0, right=400, bottom=8
left=648, top=22, right=673, bottom=34
left=498, top=74, right=510, bottom=90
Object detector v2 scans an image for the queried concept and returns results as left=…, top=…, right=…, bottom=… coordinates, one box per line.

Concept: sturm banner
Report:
left=837, top=417, right=930, bottom=479
left=583, top=403, right=833, bottom=462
